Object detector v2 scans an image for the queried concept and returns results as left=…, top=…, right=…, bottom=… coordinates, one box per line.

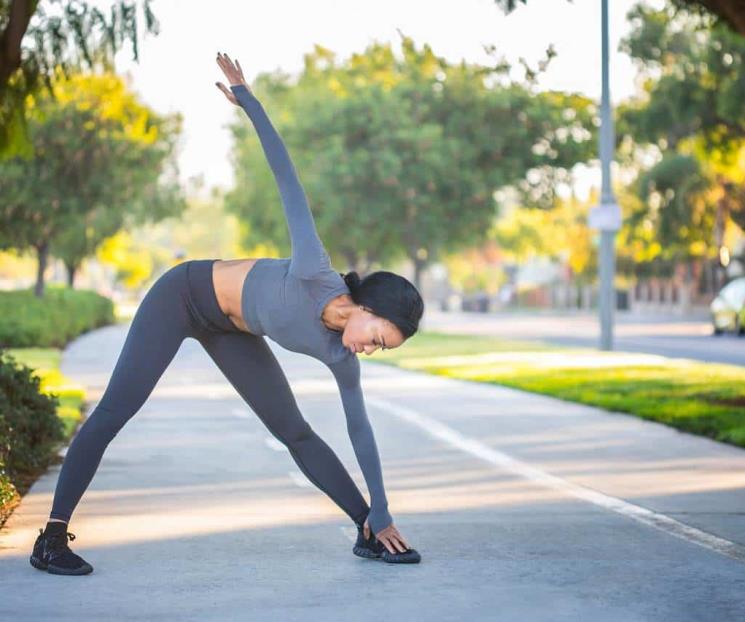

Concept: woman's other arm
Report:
left=326, top=355, right=393, bottom=535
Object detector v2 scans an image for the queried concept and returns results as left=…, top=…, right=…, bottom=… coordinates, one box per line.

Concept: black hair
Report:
left=338, top=270, right=424, bottom=340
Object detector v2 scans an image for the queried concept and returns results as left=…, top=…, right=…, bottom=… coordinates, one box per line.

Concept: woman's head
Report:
left=338, top=270, right=424, bottom=355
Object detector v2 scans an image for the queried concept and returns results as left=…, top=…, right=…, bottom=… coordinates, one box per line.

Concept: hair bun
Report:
left=343, top=271, right=361, bottom=292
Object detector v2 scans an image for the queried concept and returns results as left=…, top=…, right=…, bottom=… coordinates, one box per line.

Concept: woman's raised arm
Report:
left=216, top=52, right=330, bottom=279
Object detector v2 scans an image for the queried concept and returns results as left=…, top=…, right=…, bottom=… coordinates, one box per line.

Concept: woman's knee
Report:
left=79, top=403, right=131, bottom=442
left=274, top=417, right=315, bottom=449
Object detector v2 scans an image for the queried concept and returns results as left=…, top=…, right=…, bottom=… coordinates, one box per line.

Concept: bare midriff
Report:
left=212, top=258, right=259, bottom=334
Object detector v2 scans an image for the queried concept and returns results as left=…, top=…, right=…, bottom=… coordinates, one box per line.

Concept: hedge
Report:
left=0, top=284, right=115, bottom=348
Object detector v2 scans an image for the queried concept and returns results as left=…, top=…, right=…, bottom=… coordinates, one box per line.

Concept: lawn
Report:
left=368, top=331, right=745, bottom=449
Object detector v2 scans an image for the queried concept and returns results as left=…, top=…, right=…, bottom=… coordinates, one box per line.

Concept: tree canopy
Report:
left=225, top=34, right=597, bottom=288
left=0, top=0, right=159, bottom=157
left=0, top=70, right=184, bottom=293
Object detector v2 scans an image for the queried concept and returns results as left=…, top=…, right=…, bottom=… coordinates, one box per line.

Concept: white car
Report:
left=710, top=276, right=745, bottom=336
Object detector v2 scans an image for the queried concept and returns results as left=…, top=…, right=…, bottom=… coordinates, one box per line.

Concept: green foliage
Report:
left=669, top=0, right=745, bottom=37
left=0, top=0, right=160, bottom=158
left=494, top=0, right=745, bottom=39
left=633, top=153, right=712, bottom=256
left=0, top=71, right=185, bottom=290
left=226, top=35, right=596, bottom=278
left=0, top=284, right=114, bottom=347
left=0, top=410, right=17, bottom=510
left=619, top=3, right=745, bottom=151
left=0, top=349, right=64, bottom=479
left=616, top=3, right=745, bottom=270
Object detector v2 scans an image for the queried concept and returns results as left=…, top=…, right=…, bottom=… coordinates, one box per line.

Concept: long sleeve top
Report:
left=230, top=83, right=393, bottom=535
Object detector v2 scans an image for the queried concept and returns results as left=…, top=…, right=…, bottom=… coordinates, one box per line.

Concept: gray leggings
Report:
left=49, top=259, right=370, bottom=527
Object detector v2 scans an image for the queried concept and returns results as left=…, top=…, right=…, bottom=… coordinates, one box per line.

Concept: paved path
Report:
left=423, top=309, right=745, bottom=367
left=2, top=322, right=745, bottom=621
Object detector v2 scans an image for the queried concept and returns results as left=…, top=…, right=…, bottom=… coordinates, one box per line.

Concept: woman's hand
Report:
left=215, top=51, right=251, bottom=105
left=364, top=518, right=411, bottom=554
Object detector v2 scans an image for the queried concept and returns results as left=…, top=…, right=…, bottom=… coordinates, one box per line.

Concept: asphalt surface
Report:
left=1, top=320, right=745, bottom=621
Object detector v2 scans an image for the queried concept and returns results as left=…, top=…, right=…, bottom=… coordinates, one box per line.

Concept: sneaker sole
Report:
left=30, top=554, right=93, bottom=575
left=381, top=549, right=422, bottom=564
left=352, top=545, right=383, bottom=559
left=353, top=545, right=422, bottom=563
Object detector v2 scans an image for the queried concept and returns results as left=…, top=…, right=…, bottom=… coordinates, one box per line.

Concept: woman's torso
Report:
left=212, top=256, right=352, bottom=365
left=212, top=258, right=258, bottom=333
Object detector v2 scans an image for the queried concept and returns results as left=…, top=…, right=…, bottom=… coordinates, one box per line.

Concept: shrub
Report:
left=0, top=412, right=18, bottom=510
left=0, top=349, right=65, bottom=479
left=0, top=284, right=115, bottom=348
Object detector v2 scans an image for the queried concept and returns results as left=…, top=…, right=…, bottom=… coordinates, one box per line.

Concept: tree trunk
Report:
left=341, top=251, right=357, bottom=274
left=0, top=0, right=36, bottom=93
left=692, top=0, right=745, bottom=38
left=34, top=240, right=49, bottom=297
left=412, top=256, right=426, bottom=291
left=66, top=262, right=77, bottom=288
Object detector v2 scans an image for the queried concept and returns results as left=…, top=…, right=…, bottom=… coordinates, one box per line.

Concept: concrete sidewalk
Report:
left=1, top=322, right=745, bottom=621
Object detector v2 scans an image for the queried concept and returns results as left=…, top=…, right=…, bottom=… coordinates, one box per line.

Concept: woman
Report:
left=29, top=52, right=423, bottom=576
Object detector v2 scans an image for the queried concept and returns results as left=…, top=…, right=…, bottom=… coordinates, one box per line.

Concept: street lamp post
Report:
left=588, top=0, right=621, bottom=350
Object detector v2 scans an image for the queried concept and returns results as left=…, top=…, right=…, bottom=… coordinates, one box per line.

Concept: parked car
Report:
left=711, top=276, right=745, bottom=335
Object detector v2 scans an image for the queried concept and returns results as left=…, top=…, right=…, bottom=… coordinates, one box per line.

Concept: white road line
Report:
left=289, top=471, right=313, bottom=488
left=231, top=408, right=251, bottom=418
left=340, top=525, right=357, bottom=543
left=265, top=437, right=286, bottom=452
left=367, top=396, right=745, bottom=564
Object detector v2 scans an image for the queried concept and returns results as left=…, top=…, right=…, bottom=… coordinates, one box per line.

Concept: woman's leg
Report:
left=48, top=264, right=195, bottom=522
left=197, top=329, right=370, bottom=527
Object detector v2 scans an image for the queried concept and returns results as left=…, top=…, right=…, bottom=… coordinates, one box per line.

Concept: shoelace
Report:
left=45, top=530, right=76, bottom=558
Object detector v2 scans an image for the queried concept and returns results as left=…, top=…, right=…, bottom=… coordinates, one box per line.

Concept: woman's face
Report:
left=342, top=306, right=405, bottom=356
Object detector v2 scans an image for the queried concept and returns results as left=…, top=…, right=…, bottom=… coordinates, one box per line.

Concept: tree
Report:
left=0, top=70, right=184, bottom=294
left=493, top=0, right=745, bottom=38
left=226, top=34, right=597, bottom=290
left=616, top=3, right=745, bottom=291
left=0, top=0, right=159, bottom=157
left=670, top=0, right=745, bottom=37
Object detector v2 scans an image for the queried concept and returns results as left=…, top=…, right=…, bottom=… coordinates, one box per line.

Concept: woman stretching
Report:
left=29, top=52, right=423, bottom=575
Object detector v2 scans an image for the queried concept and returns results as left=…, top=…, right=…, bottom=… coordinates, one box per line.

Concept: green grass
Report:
left=368, top=331, right=745, bottom=449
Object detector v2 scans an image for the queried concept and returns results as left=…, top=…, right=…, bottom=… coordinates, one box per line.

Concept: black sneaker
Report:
left=352, top=523, right=422, bottom=564
left=30, top=526, right=94, bottom=575
left=381, top=546, right=422, bottom=564
left=352, top=523, right=386, bottom=559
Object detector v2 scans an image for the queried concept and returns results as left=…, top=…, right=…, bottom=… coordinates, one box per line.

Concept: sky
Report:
left=107, top=0, right=665, bottom=198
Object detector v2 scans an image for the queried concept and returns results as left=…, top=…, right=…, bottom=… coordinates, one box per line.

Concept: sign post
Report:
left=588, top=0, right=622, bottom=350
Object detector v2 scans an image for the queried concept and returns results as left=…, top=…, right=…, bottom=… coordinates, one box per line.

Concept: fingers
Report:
left=379, top=529, right=408, bottom=554
left=381, top=535, right=407, bottom=554
left=215, top=52, right=229, bottom=75
left=397, top=532, right=410, bottom=550
left=223, top=52, right=234, bottom=72
left=218, top=52, right=240, bottom=76
left=380, top=535, right=396, bottom=554
left=216, top=52, right=242, bottom=85
left=393, top=535, right=408, bottom=553
left=236, top=58, right=246, bottom=81
left=215, top=81, right=232, bottom=98
left=387, top=525, right=409, bottom=549
left=215, top=81, right=238, bottom=105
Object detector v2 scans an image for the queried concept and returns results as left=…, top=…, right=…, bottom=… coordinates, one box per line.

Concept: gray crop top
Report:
left=230, top=83, right=392, bottom=534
